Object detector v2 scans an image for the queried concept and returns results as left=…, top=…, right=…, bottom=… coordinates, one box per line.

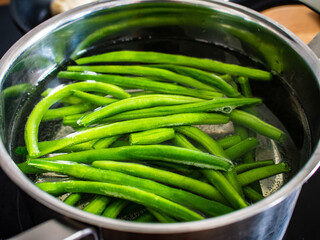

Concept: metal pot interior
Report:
left=1, top=0, right=320, bottom=235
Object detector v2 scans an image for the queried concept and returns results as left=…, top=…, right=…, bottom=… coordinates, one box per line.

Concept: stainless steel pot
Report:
left=1, top=0, right=320, bottom=239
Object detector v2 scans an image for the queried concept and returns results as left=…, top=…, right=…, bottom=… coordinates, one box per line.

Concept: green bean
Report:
left=58, top=71, right=222, bottom=99
left=36, top=180, right=203, bottom=222
left=223, top=168, right=244, bottom=197
left=72, top=90, right=118, bottom=105
left=129, top=128, right=175, bottom=145
left=83, top=195, right=112, bottom=215
left=235, top=160, right=274, bottom=174
left=30, top=160, right=232, bottom=217
left=75, top=51, right=272, bottom=81
left=237, top=76, right=252, bottom=97
left=92, top=136, right=121, bottom=149
left=237, top=163, right=290, bottom=186
left=59, top=140, right=98, bottom=152
left=149, top=64, right=240, bottom=97
left=42, top=103, right=96, bottom=121
left=171, top=132, right=200, bottom=151
left=229, top=110, right=286, bottom=142
left=78, top=94, right=205, bottom=126
left=109, top=139, right=130, bottom=148
left=42, top=88, right=83, bottom=105
left=202, top=170, right=248, bottom=209
left=147, top=208, right=177, bottom=223
left=17, top=161, right=45, bottom=174
left=25, top=81, right=130, bottom=157
left=224, top=137, right=259, bottom=161
left=175, top=126, right=228, bottom=158
left=216, top=135, right=242, bottom=149
left=36, top=113, right=230, bottom=157
left=16, top=139, right=100, bottom=156
left=92, top=160, right=226, bottom=203
left=39, top=144, right=233, bottom=171
left=63, top=113, right=87, bottom=127
left=243, top=186, right=264, bottom=202
left=172, top=126, right=248, bottom=209
left=133, top=212, right=157, bottom=222
left=234, top=125, right=249, bottom=140
left=64, top=193, right=82, bottom=206
left=102, top=199, right=129, bottom=218
left=68, top=65, right=217, bottom=91
left=64, top=97, right=261, bottom=126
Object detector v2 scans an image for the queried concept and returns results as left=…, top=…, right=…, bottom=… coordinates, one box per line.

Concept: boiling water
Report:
left=9, top=37, right=307, bottom=209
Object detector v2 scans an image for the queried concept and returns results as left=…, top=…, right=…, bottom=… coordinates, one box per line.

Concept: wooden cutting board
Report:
left=1, top=0, right=319, bottom=44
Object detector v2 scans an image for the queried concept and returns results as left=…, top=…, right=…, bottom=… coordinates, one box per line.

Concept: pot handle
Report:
left=10, top=219, right=99, bottom=240
left=229, top=0, right=320, bottom=13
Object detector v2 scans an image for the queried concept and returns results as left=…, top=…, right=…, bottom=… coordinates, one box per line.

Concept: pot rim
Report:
left=1, top=0, right=320, bottom=234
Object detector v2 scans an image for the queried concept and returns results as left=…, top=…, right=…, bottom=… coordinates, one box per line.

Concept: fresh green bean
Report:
left=25, top=81, right=130, bottom=157
left=237, top=163, right=290, bottom=186
left=35, top=113, right=230, bottom=157
left=78, top=94, right=205, bottom=126
left=149, top=64, right=240, bottom=97
left=17, top=161, right=45, bottom=174
left=133, top=212, right=157, bottom=222
left=235, top=160, right=274, bottom=174
left=102, top=199, right=129, bottom=218
left=58, top=71, right=223, bottom=99
left=129, top=128, right=175, bottom=145
left=172, top=126, right=247, bottom=209
left=92, top=160, right=226, bottom=203
left=64, top=97, right=261, bottom=125
left=234, top=125, right=249, bottom=140
left=216, top=135, right=242, bottom=149
left=68, top=65, right=217, bottom=91
left=223, top=168, right=244, bottom=197
left=202, top=170, right=248, bottom=209
left=175, top=126, right=228, bottom=158
left=75, top=51, right=272, bottom=81
left=237, top=76, right=252, bottom=97
left=92, top=136, right=121, bottom=149
left=243, top=186, right=264, bottom=202
left=171, top=132, right=200, bottom=151
left=224, top=137, right=259, bottom=161
left=30, top=160, right=233, bottom=217
left=64, top=193, right=82, bottom=206
left=147, top=208, right=177, bottom=223
left=16, top=139, right=99, bottom=156
left=38, top=144, right=233, bottom=171
left=72, top=90, right=118, bottom=105
left=42, top=103, right=96, bottom=121
left=229, top=110, right=286, bottom=142
left=83, top=195, right=112, bottom=215
left=36, top=180, right=204, bottom=222
left=42, top=88, right=83, bottom=105
left=109, top=139, right=130, bottom=148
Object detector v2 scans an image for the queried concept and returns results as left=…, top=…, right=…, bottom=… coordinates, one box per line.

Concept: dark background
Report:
left=0, top=3, right=320, bottom=239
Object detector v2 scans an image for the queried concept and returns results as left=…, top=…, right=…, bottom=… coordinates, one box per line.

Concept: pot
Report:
left=1, top=0, right=320, bottom=239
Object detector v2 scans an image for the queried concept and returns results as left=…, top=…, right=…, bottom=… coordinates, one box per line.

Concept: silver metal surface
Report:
left=0, top=0, right=320, bottom=239
left=300, top=0, right=320, bottom=14
left=10, top=219, right=98, bottom=240
left=308, top=32, right=320, bottom=58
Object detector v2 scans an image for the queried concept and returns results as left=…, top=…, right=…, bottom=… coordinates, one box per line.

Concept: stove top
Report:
left=0, top=4, right=319, bottom=239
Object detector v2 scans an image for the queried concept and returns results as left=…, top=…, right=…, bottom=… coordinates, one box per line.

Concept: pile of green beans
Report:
left=16, top=50, right=290, bottom=223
